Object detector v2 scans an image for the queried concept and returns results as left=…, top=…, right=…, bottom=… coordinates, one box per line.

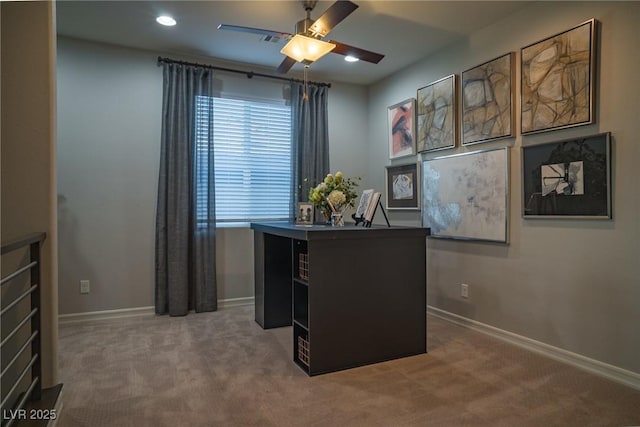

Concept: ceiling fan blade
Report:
left=328, top=40, right=385, bottom=64
left=276, top=56, right=297, bottom=74
left=307, top=1, right=358, bottom=37
left=217, top=24, right=292, bottom=40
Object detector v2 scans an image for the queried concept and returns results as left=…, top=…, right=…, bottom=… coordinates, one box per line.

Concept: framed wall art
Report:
left=387, top=98, right=416, bottom=159
left=462, top=53, right=514, bottom=145
left=417, top=74, right=456, bottom=152
left=422, top=147, right=509, bottom=243
left=385, top=163, right=420, bottom=210
left=522, top=132, right=611, bottom=219
left=521, top=19, right=598, bottom=134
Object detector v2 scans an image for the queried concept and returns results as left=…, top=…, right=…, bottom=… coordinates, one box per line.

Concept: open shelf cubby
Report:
left=293, top=280, right=308, bottom=329
left=293, top=239, right=308, bottom=282
left=293, top=322, right=310, bottom=373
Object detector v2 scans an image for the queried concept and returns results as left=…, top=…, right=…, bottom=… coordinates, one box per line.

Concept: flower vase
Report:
left=320, top=208, right=332, bottom=224
left=330, top=211, right=344, bottom=227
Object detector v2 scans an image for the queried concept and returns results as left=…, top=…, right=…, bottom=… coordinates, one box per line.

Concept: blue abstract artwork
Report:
left=421, top=148, right=509, bottom=242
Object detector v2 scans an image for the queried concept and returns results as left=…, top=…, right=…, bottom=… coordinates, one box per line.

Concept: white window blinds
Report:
left=195, top=95, right=293, bottom=222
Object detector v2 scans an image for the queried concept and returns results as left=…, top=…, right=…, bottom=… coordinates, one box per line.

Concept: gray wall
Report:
left=367, top=1, right=640, bottom=374
left=1, top=1, right=59, bottom=387
left=56, top=37, right=369, bottom=314
left=57, top=38, right=161, bottom=314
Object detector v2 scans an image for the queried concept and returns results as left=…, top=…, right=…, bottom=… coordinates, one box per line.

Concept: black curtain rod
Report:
left=157, top=56, right=331, bottom=88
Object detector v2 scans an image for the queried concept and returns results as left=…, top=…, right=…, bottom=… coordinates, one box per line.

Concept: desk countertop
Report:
left=250, top=221, right=430, bottom=241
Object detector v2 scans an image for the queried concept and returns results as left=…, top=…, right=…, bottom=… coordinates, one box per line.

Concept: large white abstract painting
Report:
left=422, top=148, right=509, bottom=242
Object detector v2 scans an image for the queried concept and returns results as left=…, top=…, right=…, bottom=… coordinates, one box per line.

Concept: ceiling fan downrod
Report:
left=297, top=0, right=318, bottom=36
left=302, top=0, right=318, bottom=13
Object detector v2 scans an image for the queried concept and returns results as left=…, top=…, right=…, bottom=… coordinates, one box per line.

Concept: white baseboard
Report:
left=427, top=305, right=640, bottom=391
left=218, top=296, right=254, bottom=309
left=59, top=306, right=155, bottom=324
left=58, top=297, right=255, bottom=324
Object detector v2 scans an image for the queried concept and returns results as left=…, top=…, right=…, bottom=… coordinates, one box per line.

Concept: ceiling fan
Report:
left=218, top=0, right=385, bottom=74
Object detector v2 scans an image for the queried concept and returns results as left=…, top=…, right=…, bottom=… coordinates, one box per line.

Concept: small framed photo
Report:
left=522, top=132, right=611, bottom=219
left=385, top=163, right=420, bottom=210
left=387, top=98, right=416, bottom=159
left=296, top=202, right=314, bottom=225
left=355, top=189, right=374, bottom=219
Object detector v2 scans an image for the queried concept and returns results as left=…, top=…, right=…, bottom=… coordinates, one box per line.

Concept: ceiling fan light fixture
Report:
left=156, top=15, right=176, bottom=26
left=344, top=55, right=359, bottom=62
left=280, top=34, right=336, bottom=63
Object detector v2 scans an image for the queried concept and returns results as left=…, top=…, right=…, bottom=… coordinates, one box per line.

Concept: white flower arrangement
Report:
left=308, top=171, right=359, bottom=220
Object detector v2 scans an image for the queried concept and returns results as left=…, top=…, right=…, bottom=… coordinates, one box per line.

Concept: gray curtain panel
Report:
left=291, top=82, right=330, bottom=219
left=155, top=62, right=217, bottom=316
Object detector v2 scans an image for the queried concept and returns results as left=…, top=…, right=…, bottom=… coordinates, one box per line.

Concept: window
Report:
left=195, top=95, right=292, bottom=222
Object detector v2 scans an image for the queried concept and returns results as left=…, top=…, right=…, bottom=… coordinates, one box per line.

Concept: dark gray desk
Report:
left=251, top=221, right=430, bottom=375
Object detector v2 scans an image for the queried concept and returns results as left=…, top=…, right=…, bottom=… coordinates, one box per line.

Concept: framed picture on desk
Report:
left=355, top=189, right=373, bottom=218
left=296, top=202, right=314, bottom=225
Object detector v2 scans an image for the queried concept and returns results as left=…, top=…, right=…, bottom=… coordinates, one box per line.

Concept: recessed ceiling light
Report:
left=156, top=16, right=176, bottom=26
left=344, top=55, right=359, bottom=62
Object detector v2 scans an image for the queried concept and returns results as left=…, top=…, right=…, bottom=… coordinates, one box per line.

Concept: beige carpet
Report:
left=57, top=306, right=640, bottom=426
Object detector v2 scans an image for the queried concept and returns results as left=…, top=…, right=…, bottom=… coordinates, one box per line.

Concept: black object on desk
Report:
left=251, top=221, right=430, bottom=376
left=352, top=197, right=390, bottom=227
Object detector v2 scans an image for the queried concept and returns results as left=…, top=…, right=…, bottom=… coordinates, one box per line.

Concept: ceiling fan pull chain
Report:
left=303, top=65, right=309, bottom=101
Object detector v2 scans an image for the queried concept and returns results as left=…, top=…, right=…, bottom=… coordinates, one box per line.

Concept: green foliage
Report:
left=308, top=171, right=360, bottom=219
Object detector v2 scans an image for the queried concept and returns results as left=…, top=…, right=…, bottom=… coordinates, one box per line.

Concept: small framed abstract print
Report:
left=385, top=163, right=420, bottom=210
left=388, top=98, right=416, bottom=159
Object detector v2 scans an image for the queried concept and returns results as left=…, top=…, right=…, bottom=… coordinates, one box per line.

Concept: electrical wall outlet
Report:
left=80, top=280, right=90, bottom=294
left=461, top=283, right=469, bottom=298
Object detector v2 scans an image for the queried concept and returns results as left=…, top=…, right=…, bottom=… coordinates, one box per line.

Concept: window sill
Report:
left=215, top=222, right=251, bottom=229
left=208, top=220, right=292, bottom=229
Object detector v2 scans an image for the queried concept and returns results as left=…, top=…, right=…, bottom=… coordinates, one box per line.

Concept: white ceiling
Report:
left=56, top=1, right=530, bottom=85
